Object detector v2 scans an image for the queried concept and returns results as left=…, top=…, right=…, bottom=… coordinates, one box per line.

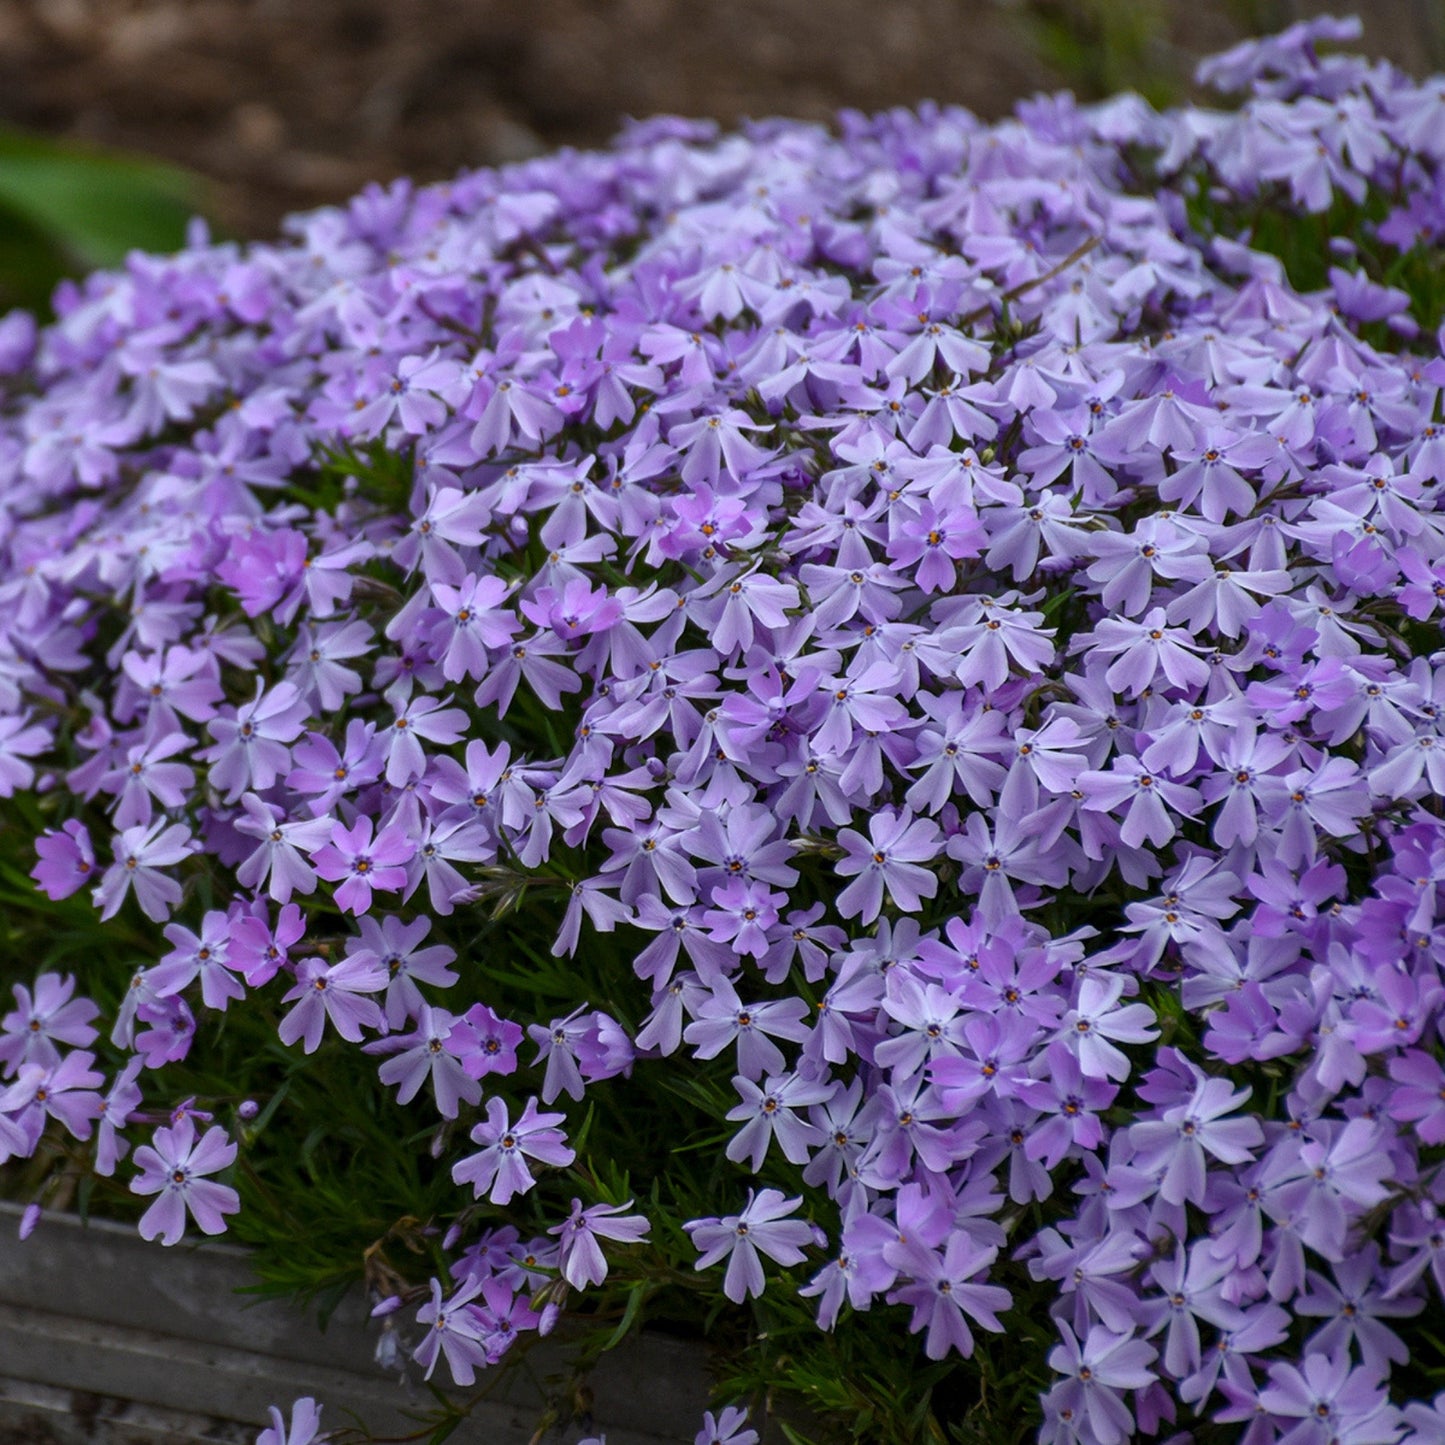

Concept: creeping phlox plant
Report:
left=6, top=14, right=1445, bottom=1444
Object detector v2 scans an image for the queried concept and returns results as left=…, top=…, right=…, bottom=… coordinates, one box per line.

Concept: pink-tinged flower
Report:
left=886, top=501, right=985, bottom=593
left=520, top=578, right=623, bottom=642
left=549, top=1198, right=651, bottom=1288
left=93, top=820, right=196, bottom=922
left=685, top=1189, right=817, bottom=1303
left=256, top=1398, right=324, bottom=1445
left=129, top=1116, right=240, bottom=1246
left=135, top=996, right=197, bottom=1069
left=452, top=1096, right=575, bottom=1205
left=311, top=817, right=415, bottom=915
left=285, top=721, right=384, bottom=816
left=30, top=820, right=97, bottom=902
left=1, top=1052, right=104, bottom=1139
left=450, top=1003, right=523, bottom=1080
left=835, top=807, right=942, bottom=922
left=701, top=877, right=785, bottom=958
left=232, top=903, right=306, bottom=988
left=277, top=954, right=387, bottom=1054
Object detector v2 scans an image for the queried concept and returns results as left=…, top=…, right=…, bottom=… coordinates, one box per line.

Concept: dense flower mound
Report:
left=7, top=13, right=1445, bottom=1442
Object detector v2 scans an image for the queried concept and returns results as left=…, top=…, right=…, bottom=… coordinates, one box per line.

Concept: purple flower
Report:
left=277, top=954, right=387, bottom=1053
left=366, top=1004, right=482, bottom=1118
left=1017, top=1043, right=1118, bottom=1168
left=93, top=820, right=196, bottom=922
left=549, top=1198, right=651, bottom=1287
left=694, top=1407, right=759, bottom=1445
left=233, top=794, right=333, bottom=904
left=201, top=681, right=308, bottom=802
left=1258, top=1351, right=1402, bottom=1445
left=887, top=1232, right=1011, bottom=1359
left=0, top=972, right=98, bottom=1074
left=686, top=1188, right=816, bottom=1303
left=256, top=1398, right=323, bottom=1445
left=412, top=1274, right=491, bottom=1386
left=684, top=976, right=811, bottom=1079
left=1129, top=1076, right=1263, bottom=1205
left=835, top=807, right=942, bottom=922
left=1044, top=1325, right=1158, bottom=1445
left=725, top=1071, right=831, bottom=1171
left=129, top=1116, right=240, bottom=1245
left=452, top=1097, right=575, bottom=1205
left=354, top=914, right=458, bottom=1029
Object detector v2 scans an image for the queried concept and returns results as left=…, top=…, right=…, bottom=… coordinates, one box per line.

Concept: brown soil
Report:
left=0, top=0, right=1439, bottom=238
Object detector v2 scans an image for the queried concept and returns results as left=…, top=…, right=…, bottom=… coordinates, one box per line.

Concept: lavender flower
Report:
left=686, top=1189, right=817, bottom=1303
left=129, top=1116, right=240, bottom=1245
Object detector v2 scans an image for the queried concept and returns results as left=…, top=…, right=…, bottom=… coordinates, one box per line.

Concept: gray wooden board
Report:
left=0, top=1203, right=712, bottom=1444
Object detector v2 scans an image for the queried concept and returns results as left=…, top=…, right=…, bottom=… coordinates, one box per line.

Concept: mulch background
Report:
left=0, top=0, right=1440, bottom=238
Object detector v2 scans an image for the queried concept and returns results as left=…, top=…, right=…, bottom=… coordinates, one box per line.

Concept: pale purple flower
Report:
left=835, top=807, right=941, bottom=922
left=233, top=794, right=333, bottom=903
left=686, top=1189, right=816, bottom=1303
left=93, top=820, right=196, bottom=922
left=725, top=1071, right=831, bottom=1171
left=256, top=1398, right=323, bottom=1445
left=129, top=1116, right=240, bottom=1246
left=887, top=1233, right=1011, bottom=1359
left=550, top=1198, right=651, bottom=1288
left=367, top=1005, right=482, bottom=1118
left=0, top=972, right=98, bottom=1074
left=202, top=680, right=308, bottom=802
left=452, top=1097, right=575, bottom=1205
left=1045, top=1325, right=1158, bottom=1445
left=277, top=954, right=387, bottom=1053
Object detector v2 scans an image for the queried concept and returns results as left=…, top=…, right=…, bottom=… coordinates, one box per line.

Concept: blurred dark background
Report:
left=0, top=0, right=1441, bottom=241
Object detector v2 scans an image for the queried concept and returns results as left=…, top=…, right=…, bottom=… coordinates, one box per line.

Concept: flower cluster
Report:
left=6, top=13, right=1445, bottom=1442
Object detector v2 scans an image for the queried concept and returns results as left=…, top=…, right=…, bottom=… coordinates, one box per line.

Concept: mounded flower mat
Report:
left=6, top=11, right=1445, bottom=1445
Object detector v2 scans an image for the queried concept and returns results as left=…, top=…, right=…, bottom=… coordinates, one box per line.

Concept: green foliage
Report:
left=0, top=127, right=204, bottom=314
left=1018, top=0, right=1178, bottom=109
